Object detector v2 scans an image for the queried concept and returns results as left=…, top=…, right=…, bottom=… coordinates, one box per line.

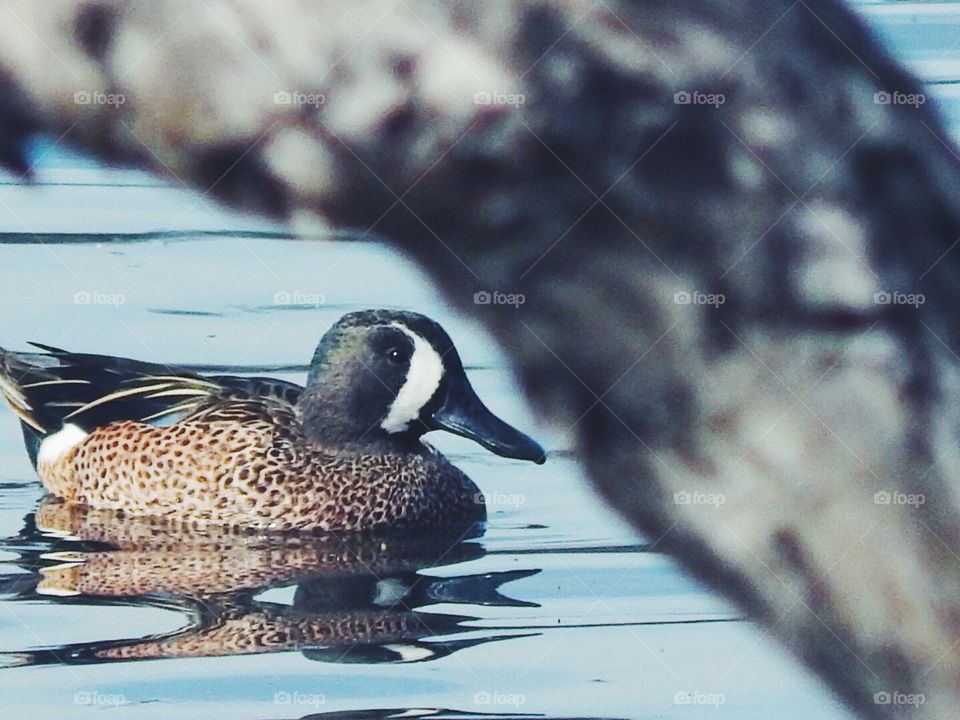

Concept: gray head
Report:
left=297, top=309, right=545, bottom=462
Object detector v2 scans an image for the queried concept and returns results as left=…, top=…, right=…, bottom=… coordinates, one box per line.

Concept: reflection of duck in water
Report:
left=0, top=310, right=544, bottom=531
left=271, top=712, right=556, bottom=720
left=0, top=498, right=538, bottom=666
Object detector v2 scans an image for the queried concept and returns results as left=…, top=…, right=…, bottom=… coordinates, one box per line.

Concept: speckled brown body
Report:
left=92, top=607, right=435, bottom=661
left=39, top=410, right=484, bottom=532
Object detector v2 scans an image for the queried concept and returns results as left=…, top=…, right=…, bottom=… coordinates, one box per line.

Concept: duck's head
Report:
left=298, top=310, right=545, bottom=463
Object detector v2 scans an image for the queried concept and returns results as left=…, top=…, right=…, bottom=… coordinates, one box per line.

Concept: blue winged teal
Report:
left=0, top=310, right=545, bottom=531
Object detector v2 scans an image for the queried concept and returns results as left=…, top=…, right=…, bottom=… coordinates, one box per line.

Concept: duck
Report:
left=0, top=309, right=545, bottom=532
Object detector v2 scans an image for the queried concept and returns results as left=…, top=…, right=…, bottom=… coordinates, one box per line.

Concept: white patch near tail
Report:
left=372, top=578, right=412, bottom=607
left=37, top=424, right=88, bottom=466
left=36, top=581, right=82, bottom=597
left=34, top=518, right=81, bottom=541
left=383, top=643, right=435, bottom=662
left=380, top=323, right=444, bottom=434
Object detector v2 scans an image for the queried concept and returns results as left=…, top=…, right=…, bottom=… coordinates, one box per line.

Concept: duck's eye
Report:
left=384, top=346, right=408, bottom=365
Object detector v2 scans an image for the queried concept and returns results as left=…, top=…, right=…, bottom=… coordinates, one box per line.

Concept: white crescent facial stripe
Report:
left=380, top=323, right=444, bottom=434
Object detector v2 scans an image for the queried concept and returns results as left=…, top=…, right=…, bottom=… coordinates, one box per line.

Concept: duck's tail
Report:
left=0, top=346, right=78, bottom=465
left=0, top=344, right=306, bottom=468
left=0, top=345, right=202, bottom=467
left=0, top=349, right=43, bottom=431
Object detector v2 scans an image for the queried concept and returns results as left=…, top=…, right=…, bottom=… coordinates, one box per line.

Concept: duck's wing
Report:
left=207, top=374, right=303, bottom=409
left=0, top=344, right=303, bottom=465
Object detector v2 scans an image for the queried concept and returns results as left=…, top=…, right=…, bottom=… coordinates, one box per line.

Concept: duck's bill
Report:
left=429, top=377, right=546, bottom=464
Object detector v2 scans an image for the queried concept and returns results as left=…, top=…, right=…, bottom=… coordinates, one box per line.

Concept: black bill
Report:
left=427, top=375, right=546, bottom=464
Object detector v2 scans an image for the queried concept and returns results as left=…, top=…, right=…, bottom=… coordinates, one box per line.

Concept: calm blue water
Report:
left=0, top=3, right=950, bottom=718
